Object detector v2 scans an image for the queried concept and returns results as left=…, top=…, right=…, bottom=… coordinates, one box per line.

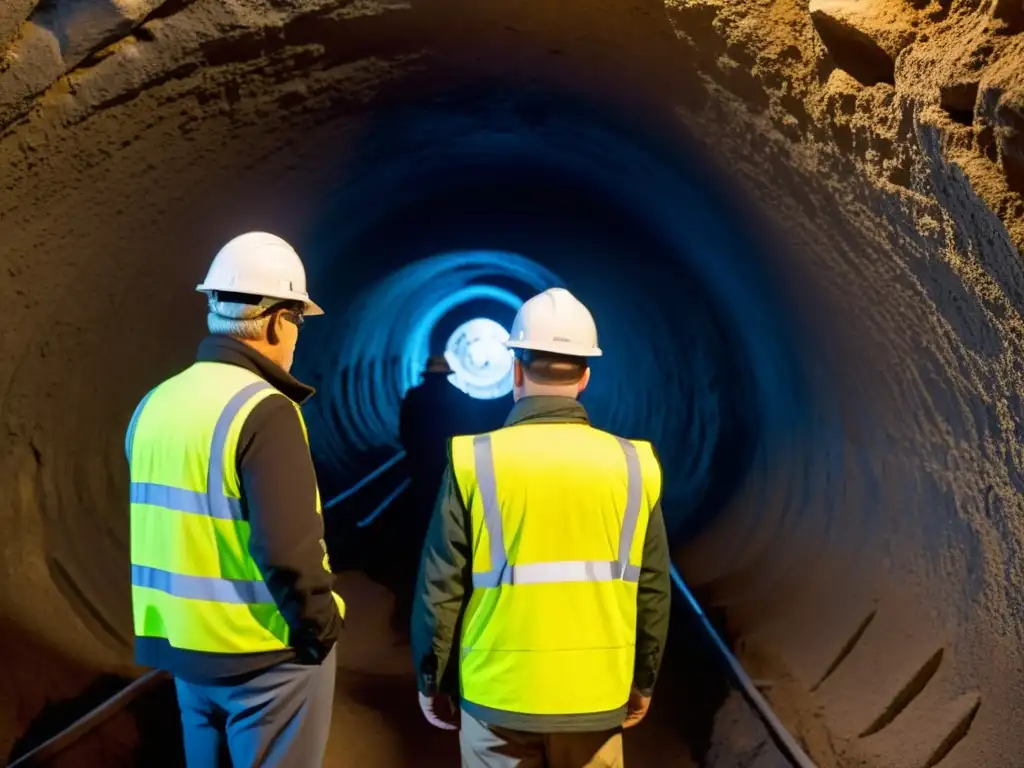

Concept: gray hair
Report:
left=207, top=298, right=270, bottom=340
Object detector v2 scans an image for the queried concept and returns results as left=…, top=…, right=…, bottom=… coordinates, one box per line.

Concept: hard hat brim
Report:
left=505, top=339, right=603, bottom=357
left=301, top=298, right=324, bottom=316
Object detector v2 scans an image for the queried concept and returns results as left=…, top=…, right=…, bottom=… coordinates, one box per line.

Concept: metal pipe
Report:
left=6, top=671, right=169, bottom=768
left=356, top=478, right=411, bottom=528
left=323, top=450, right=406, bottom=509
left=670, top=565, right=818, bottom=768
left=6, top=532, right=811, bottom=768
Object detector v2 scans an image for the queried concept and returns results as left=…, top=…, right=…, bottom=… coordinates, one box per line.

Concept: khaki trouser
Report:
left=460, top=711, right=624, bottom=768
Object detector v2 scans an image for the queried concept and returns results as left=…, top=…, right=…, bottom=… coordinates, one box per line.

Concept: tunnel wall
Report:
left=0, top=1, right=1022, bottom=766
left=663, top=5, right=1024, bottom=766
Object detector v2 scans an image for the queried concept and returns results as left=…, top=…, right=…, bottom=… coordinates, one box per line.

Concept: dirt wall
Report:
left=0, top=1, right=1021, bottom=766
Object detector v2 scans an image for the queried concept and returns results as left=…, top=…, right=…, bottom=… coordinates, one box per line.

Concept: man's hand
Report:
left=623, top=688, right=651, bottom=729
left=292, top=634, right=335, bottom=666
left=418, top=692, right=459, bottom=730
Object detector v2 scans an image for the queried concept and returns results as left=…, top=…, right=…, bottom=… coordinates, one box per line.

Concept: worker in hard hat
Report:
left=391, top=354, right=477, bottom=638
left=126, top=232, right=344, bottom=767
left=400, top=354, right=473, bottom=496
left=411, top=287, right=672, bottom=767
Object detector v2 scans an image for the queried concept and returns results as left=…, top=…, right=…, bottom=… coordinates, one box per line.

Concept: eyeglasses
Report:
left=261, top=305, right=304, bottom=330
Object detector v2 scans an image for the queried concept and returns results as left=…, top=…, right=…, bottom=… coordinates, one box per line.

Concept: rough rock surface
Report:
left=0, top=0, right=1022, bottom=766
left=0, top=1, right=39, bottom=53
left=0, top=0, right=172, bottom=127
left=705, top=691, right=792, bottom=768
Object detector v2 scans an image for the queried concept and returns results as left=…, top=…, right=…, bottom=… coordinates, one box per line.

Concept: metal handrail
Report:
left=5, top=456, right=405, bottom=764
left=5, top=542, right=814, bottom=768
left=6, top=671, right=169, bottom=768
left=356, top=478, right=411, bottom=528
left=324, top=451, right=406, bottom=509
left=670, top=566, right=818, bottom=768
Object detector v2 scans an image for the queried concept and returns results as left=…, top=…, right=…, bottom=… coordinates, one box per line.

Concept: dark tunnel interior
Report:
left=2, top=0, right=1024, bottom=766
left=8, top=85, right=825, bottom=768
left=295, top=97, right=792, bottom=541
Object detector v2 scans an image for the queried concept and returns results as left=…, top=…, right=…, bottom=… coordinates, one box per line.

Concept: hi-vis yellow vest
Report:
left=126, top=361, right=344, bottom=655
left=451, top=423, right=662, bottom=717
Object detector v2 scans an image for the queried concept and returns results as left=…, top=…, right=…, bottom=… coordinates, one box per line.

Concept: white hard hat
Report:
left=505, top=287, right=602, bottom=358
left=196, top=232, right=323, bottom=316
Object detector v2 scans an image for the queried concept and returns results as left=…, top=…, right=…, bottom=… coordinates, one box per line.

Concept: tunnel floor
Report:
left=324, top=572, right=697, bottom=767
left=13, top=570, right=711, bottom=767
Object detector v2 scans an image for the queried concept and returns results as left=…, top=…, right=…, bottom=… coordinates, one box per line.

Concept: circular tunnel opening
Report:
left=284, top=96, right=819, bottom=581
left=286, top=98, right=820, bottom=764
left=295, top=94, right=807, bottom=552
left=3, top=64, right=833, bottom=768
left=303, top=190, right=765, bottom=543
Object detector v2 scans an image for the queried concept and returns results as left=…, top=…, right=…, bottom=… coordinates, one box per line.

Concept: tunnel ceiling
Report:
left=1, top=1, right=1023, bottom=767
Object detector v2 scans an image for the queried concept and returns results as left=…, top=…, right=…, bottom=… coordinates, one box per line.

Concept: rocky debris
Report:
left=994, top=101, right=1024, bottom=196
left=939, top=80, right=979, bottom=122
left=891, top=36, right=1023, bottom=250
left=977, top=60, right=1024, bottom=198
left=704, top=692, right=794, bottom=768
left=0, top=0, right=169, bottom=128
left=805, top=0, right=1024, bottom=250
left=0, top=0, right=39, bottom=54
left=0, top=23, right=63, bottom=129
left=810, top=9, right=895, bottom=85
left=809, top=0, right=917, bottom=86
left=992, top=0, right=1024, bottom=35
left=1003, top=125, right=1024, bottom=195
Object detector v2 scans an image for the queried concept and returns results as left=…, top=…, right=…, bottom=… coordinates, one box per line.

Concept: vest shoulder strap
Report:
left=129, top=367, right=279, bottom=519
left=627, top=438, right=663, bottom=508
left=455, top=426, right=655, bottom=589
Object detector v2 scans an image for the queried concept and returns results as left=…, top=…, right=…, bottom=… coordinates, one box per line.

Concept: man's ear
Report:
left=267, top=310, right=281, bottom=345
left=513, top=359, right=524, bottom=387
left=577, top=366, right=591, bottom=394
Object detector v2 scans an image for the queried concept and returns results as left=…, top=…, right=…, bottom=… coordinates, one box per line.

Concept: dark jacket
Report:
left=411, top=396, right=672, bottom=733
left=134, top=335, right=341, bottom=682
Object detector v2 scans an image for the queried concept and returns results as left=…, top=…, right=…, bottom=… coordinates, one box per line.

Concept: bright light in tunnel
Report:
left=444, top=317, right=514, bottom=399
left=302, top=250, right=562, bottom=470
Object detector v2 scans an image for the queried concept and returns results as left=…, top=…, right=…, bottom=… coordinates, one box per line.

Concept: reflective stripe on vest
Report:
left=454, top=424, right=657, bottom=717
left=130, top=380, right=274, bottom=606
left=470, top=433, right=643, bottom=589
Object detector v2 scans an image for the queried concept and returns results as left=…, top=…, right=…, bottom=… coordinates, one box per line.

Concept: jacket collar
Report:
left=195, top=335, right=316, bottom=404
left=504, top=396, right=590, bottom=427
